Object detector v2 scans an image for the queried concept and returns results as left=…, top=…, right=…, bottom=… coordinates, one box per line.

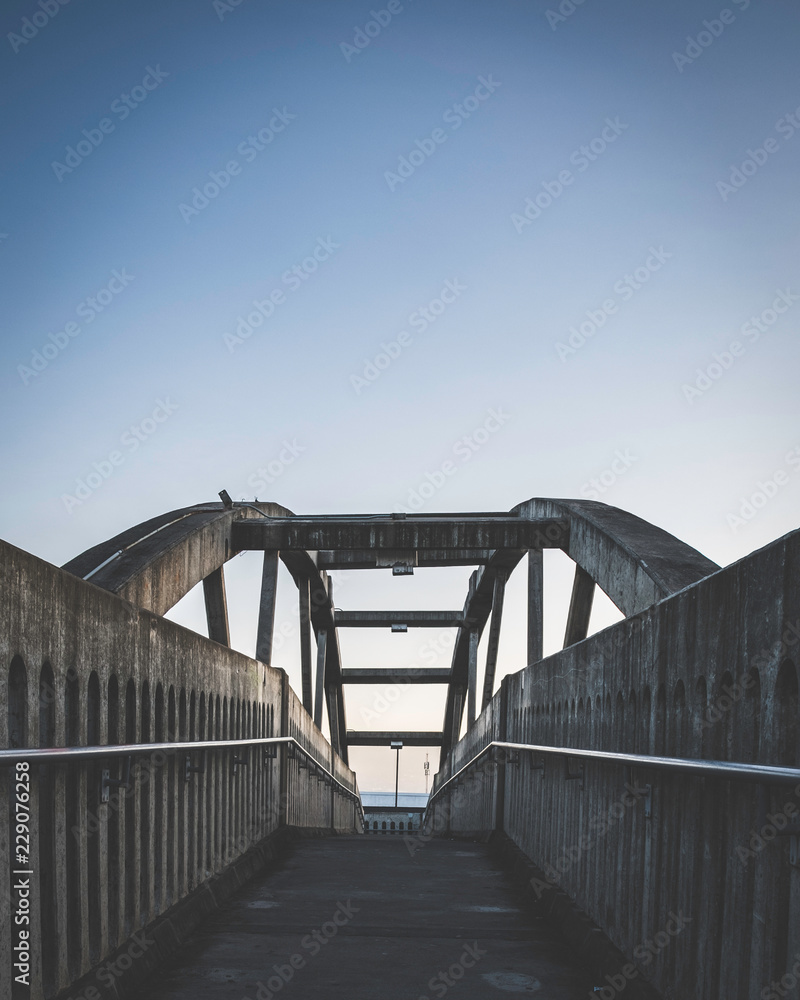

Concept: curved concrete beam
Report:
left=513, top=498, right=719, bottom=617
left=63, top=501, right=296, bottom=617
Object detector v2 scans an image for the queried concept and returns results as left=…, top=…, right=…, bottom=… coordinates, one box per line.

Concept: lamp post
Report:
left=391, top=740, right=403, bottom=808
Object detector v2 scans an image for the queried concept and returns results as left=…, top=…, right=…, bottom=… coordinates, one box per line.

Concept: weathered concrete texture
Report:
left=126, top=836, right=597, bottom=1000
left=62, top=502, right=295, bottom=618
left=513, top=498, right=720, bottom=616
left=0, top=539, right=359, bottom=1000
left=431, top=526, right=800, bottom=1000
left=62, top=498, right=720, bottom=768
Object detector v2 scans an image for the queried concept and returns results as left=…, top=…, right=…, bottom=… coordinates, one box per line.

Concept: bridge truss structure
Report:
left=64, top=496, right=719, bottom=765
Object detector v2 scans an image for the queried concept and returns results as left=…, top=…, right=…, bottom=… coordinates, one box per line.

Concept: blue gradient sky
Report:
left=2, top=0, right=798, bottom=789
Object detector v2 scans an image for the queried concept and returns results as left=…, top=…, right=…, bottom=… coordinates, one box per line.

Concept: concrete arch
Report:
left=63, top=498, right=718, bottom=622
left=513, top=498, right=719, bottom=617
left=63, top=496, right=719, bottom=764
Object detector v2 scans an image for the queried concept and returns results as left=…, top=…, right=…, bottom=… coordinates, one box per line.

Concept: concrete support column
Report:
left=563, top=565, right=594, bottom=647
left=467, top=629, right=479, bottom=728
left=314, top=630, right=328, bottom=730
left=255, top=551, right=280, bottom=664
left=482, top=572, right=506, bottom=709
left=203, top=566, right=230, bottom=647
left=298, top=580, right=314, bottom=715
left=527, top=549, right=544, bottom=665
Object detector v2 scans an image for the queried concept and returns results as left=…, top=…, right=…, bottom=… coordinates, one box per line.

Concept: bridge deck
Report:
left=130, top=836, right=595, bottom=999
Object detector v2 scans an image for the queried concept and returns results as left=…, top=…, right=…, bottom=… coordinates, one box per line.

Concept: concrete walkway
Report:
left=131, top=836, right=596, bottom=999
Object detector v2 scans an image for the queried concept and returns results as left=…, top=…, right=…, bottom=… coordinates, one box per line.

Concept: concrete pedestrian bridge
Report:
left=1, top=496, right=798, bottom=999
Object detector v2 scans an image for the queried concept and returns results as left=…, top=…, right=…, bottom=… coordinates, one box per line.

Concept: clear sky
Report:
left=2, top=0, right=798, bottom=791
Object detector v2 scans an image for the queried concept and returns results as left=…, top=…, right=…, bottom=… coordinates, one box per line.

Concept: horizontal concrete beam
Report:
left=317, top=549, right=493, bottom=569
left=341, top=668, right=452, bottom=684
left=346, top=731, right=443, bottom=747
left=335, top=611, right=463, bottom=628
left=233, top=517, right=567, bottom=552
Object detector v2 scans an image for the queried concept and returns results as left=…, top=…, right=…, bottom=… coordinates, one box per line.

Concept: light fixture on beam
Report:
left=391, top=624, right=408, bottom=633
left=392, top=564, right=414, bottom=576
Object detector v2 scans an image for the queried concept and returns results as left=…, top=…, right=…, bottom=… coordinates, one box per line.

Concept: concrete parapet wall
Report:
left=0, top=539, right=361, bottom=1000
left=428, top=528, right=800, bottom=999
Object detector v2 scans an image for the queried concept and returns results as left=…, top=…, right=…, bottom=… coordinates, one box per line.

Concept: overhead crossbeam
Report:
left=341, top=668, right=451, bottom=684
left=317, top=549, right=494, bottom=569
left=346, top=731, right=443, bottom=747
left=64, top=497, right=722, bottom=778
left=233, top=517, right=566, bottom=552
left=335, top=611, right=463, bottom=628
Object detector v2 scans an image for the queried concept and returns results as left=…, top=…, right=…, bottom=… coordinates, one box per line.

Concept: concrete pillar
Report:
left=314, top=630, right=328, bottom=730
left=563, top=565, right=594, bottom=647
left=203, top=566, right=230, bottom=646
left=298, top=580, right=314, bottom=715
left=467, top=629, right=479, bottom=728
left=482, top=572, right=506, bottom=709
left=527, top=549, right=543, bottom=664
left=256, top=551, right=279, bottom=664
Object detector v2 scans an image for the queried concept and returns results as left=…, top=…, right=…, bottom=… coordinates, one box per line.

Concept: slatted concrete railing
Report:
left=0, top=539, right=362, bottom=1000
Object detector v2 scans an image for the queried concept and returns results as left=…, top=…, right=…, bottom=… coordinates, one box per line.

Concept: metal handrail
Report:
left=0, top=736, right=362, bottom=806
left=428, top=740, right=800, bottom=804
